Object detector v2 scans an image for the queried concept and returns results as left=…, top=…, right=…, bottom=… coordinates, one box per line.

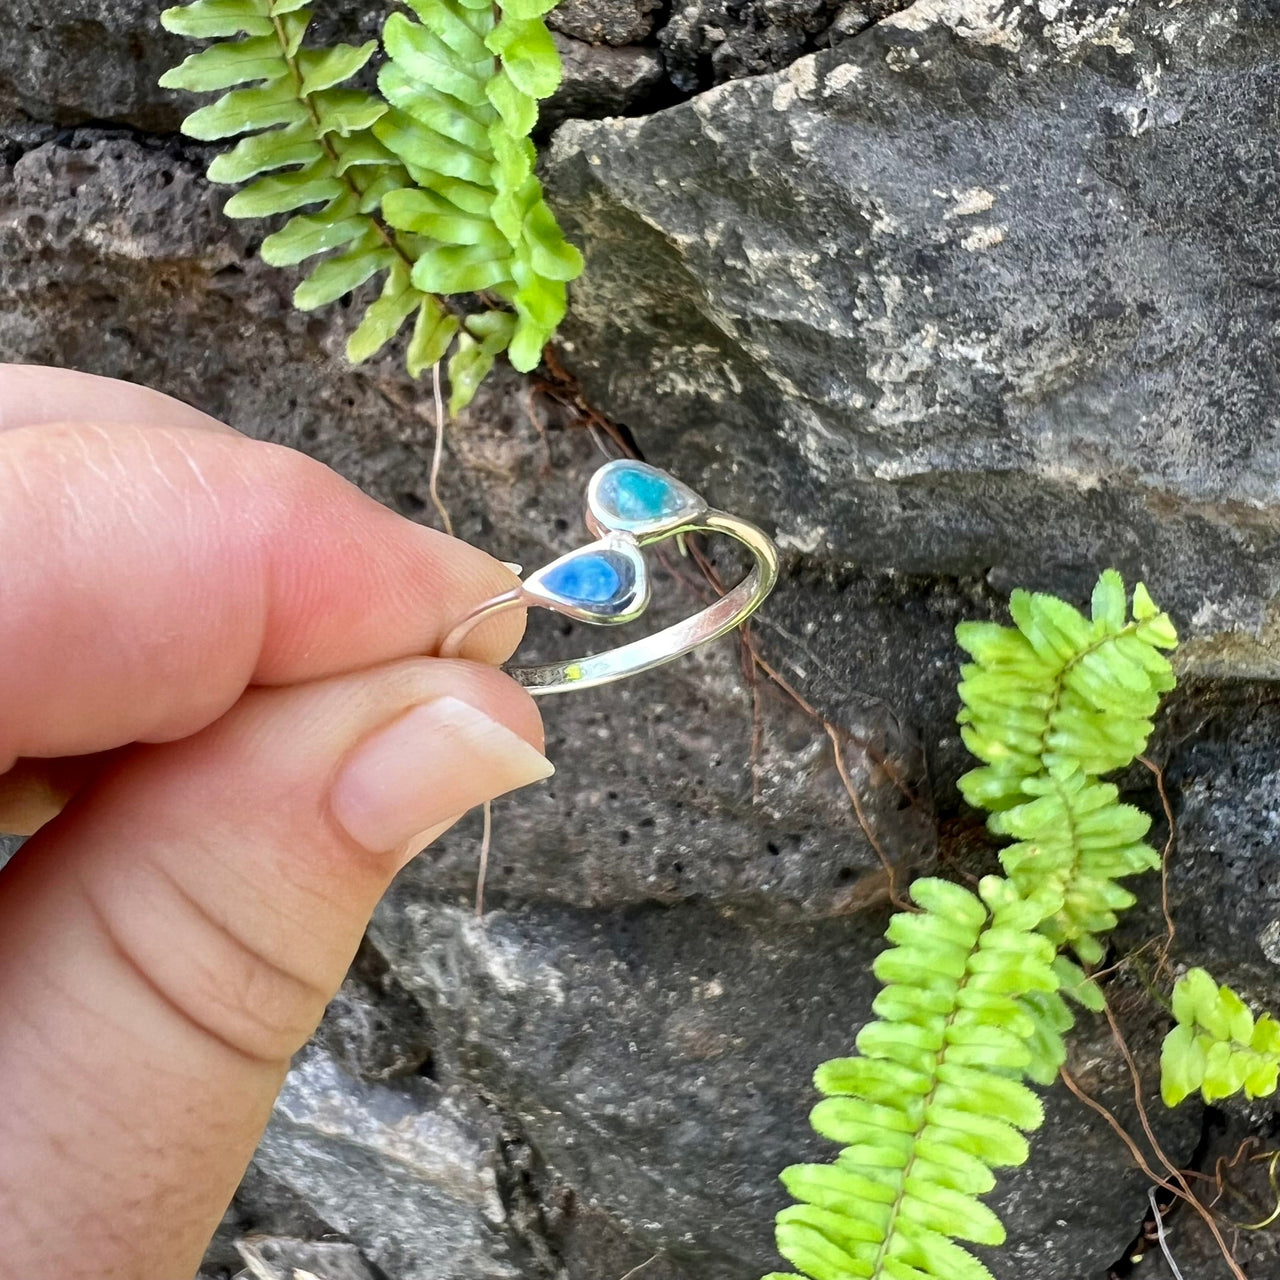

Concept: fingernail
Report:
left=330, top=696, right=554, bottom=854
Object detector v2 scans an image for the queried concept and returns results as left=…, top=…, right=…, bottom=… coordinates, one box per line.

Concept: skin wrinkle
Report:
left=148, top=738, right=378, bottom=955
left=202, top=831, right=346, bottom=965
left=78, top=884, right=292, bottom=1071
left=0, top=1170, right=46, bottom=1260
left=87, top=773, right=348, bottom=989
left=74, top=423, right=141, bottom=539
left=173, top=428, right=220, bottom=507
left=85, top=439, right=207, bottom=741
left=14, top=936, right=211, bottom=1102
left=139, top=853, right=330, bottom=1047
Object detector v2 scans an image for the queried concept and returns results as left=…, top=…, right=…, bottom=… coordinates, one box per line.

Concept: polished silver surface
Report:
left=439, top=461, right=779, bottom=696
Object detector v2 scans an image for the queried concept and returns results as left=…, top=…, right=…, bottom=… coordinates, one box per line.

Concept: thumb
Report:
left=0, top=658, right=551, bottom=1280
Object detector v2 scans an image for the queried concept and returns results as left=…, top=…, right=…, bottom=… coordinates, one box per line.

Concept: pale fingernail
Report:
left=330, top=696, right=554, bottom=854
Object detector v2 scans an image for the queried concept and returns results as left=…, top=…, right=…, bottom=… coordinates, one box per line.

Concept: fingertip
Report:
left=450, top=660, right=546, bottom=756
left=394, top=518, right=529, bottom=666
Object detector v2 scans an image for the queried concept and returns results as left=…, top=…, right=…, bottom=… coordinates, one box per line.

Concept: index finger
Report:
left=0, top=365, right=234, bottom=435
left=0, top=382, right=523, bottom=763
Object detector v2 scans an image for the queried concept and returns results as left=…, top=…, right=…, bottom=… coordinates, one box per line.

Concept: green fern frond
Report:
left=769, top=572, right=1179, bottom=1280
left=1161, top=968, right=1280, bottom=1106
left=956, top=569, right=1176, bottom=813
left=160, top=0, right=582, bottom=411
left=956, top=570, right=1177, bottom=959
left=774, top=876, right=1059, bottom=1280
left=375, top=0, right=582, bottom=405
left=161, top=1, right=427, bottom=362
left=989, top=773, right=1161, bottom=964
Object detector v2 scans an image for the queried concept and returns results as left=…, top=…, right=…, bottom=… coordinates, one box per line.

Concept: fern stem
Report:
left=267, top=11, right=415, bottom=275
left=869, top=961, right=976, bottom=1277
left=1032, top=619, right=1143, bottom=768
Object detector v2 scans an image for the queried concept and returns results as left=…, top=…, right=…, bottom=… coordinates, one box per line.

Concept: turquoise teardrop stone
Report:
left=598, top=464, right=685, bottom=524
left=541, top=549, right=634, bottom=607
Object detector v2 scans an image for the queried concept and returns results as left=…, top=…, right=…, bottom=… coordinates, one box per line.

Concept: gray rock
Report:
left=656, top=0, right=914, bottom=93
left=829, top=1, right=909, bottom=42
left=254, top=1047, right=527, bottom=1280
left=367, top=897, right=891, bottom=1277
left=543, top=35, right=665, bottom=132
left=1133, top=684, right=1280, bottom=1003
left=547, top=0, right=1280, bottom=676
left=0, top=0, right=188, bottom=130
left=236, top=1236, right=379, bottom=1280
left=313, top=939, right=436, bottom=1083
left=549, top=0, right=664, bottom=46
left=0, top=836, right=22, bottom=872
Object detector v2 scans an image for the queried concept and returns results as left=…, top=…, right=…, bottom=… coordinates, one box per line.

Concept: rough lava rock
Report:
left=657, top=0, right=912, bottom=92
left=1, top=0, right=1280, bottom=1278
left=548, top=0, right=665, bottom=46
left=658, top=0, right=843, bottom=92
left=543, top=33, right=665, bottom=131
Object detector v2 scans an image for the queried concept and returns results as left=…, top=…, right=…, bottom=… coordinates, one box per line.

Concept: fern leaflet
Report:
left=1161, top=968, right=1280, bottom=1107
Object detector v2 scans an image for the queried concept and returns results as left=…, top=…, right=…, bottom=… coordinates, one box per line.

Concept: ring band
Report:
left=440, top=459, right=780, bottom=696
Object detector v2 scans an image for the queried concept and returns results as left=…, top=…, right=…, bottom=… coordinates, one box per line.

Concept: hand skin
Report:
left=0, top=367, right=552, bottom=1278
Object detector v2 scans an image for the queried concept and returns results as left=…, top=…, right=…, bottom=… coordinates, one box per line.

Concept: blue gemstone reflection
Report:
left=599, top=463, right=684, bottom=524
left=542, top=549, right=634, bottom=608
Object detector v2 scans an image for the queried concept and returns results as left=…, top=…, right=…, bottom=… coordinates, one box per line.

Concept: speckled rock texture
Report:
left=2, top=0, right=1280, bottom=1278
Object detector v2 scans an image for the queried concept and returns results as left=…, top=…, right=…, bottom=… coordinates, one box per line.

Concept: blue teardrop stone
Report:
left=541, top=549, right=634, bottom=607
left=599, top=464, right=684, bottom=524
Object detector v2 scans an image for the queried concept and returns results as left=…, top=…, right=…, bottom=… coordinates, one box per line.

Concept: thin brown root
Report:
left=826, top=723, right=911, bottom=912
left=1210, top=1137, right=1262, bottom=1209
left=1061, top=1065, right=1246, bottom=1279
left=429, top=362, right=454, bottom=537
left=534, top=344, right=634, bottom=457
left=1102, top=996, right=1248, bottom=1279
left=521, top=379, right=555, bottom=471
left=1088, top=937, right=1158, bottom=986
left=1236, top=1150, right=1280, bottom=1231
left=1139, top=754, right=1177, bottom=977
left=475, top=799, right=492, bottom=918
left=1059, top=1067, right=1178, bottom=1193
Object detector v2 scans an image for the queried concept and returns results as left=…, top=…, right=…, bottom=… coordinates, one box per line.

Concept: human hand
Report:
left=0, top=367, right=553, bottom=1277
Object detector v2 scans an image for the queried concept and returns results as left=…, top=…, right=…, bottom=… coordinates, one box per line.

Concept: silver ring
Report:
left=440, top=460, right=780, bottom=696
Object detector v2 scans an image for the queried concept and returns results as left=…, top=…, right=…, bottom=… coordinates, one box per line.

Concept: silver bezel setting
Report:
left=585, top=459, right=707, bottom=543
left=521, top=533, right=651, bottom=626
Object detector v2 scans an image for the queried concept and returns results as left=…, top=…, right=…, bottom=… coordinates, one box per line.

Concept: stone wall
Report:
left=2, top=1, right=1280, bottom=1277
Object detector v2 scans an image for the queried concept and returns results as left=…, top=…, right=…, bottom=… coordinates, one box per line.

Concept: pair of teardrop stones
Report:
left=527, top=460, right=704, bottom=620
